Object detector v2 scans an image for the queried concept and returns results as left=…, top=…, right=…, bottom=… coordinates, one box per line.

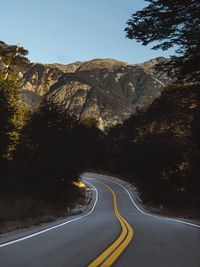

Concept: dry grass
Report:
left=0, top=198, right=67, bottom=222
left=0, top=198, right=69, bottom=234
left=0, top=189, right=88, bottom=234
left=163, top=208, right=200, bottom=220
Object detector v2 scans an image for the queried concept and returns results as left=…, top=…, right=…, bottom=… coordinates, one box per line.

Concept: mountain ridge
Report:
left=20, top=57, right=169, bottom=129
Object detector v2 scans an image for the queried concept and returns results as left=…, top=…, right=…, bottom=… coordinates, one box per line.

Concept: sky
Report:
left=0, top=0, right=175, bottom=65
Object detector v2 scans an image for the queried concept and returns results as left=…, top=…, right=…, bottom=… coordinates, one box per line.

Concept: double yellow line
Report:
left=88, top=180, right=134, bottom=267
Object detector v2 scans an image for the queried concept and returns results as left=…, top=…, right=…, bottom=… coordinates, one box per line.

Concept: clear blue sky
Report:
left=0, top=0, right=174, bottom=64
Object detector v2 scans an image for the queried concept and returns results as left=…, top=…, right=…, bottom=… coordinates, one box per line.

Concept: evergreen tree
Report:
left=0, top=73, right=29, bottom=160
left=13, top=100, right=98, bottom=200
left=0, top=41, right=28, bottom=70
left=0, top=42, right=29, bottom=160
left=125, top=0, right=200, bottom=82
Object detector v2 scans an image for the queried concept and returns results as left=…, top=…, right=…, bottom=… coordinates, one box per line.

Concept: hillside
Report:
left=20, top=57, right=169, bottom=128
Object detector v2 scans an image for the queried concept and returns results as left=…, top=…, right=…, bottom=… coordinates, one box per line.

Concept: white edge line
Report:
left=0, top=180, right=98, bottom=248
left=88, top=174, right=200, bottom=229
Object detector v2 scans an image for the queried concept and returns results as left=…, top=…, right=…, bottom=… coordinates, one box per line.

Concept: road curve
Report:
left=0, top=173, right=199, bottom=267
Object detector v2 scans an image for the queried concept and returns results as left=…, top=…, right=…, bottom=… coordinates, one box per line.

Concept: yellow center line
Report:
left=87, top=179, right=134, bottom=267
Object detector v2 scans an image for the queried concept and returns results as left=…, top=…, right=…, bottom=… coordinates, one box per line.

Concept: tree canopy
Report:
left=0, top=41, right=29, bottom=69
left=0, top=42, right=29, bottom=160
left=125, top=0, right=200, bottom=82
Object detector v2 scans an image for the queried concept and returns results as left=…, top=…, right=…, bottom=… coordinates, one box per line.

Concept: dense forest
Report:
left=120, top=0, right=200, bottom=213
left=0, top=0, right=199, bottom=223
left=0, top=42, right=95, bottom=222
left=102, top=84, right=200, bottom=212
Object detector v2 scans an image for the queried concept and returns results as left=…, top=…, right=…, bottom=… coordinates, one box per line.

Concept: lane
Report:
left=88, top=180, right=133, bottom=267
left=0, top=179, right=122, bottom=267
left=85, top=174, right=200, bottom=267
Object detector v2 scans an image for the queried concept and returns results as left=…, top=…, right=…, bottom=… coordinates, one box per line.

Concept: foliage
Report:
left=0, top=42, right=103, bottom=208
left=0, top=41, right=30, bottom=202
left=0, top=73, right=29, bottom=160
left=125, top=0, right=200, bottom=82
left=3, top=100, right=103, bottom=202
left=81, top=116, right=100, bottom=129
left=0, top=41, right=29, bottom=69
left=102, top=84, right=200, bottom=208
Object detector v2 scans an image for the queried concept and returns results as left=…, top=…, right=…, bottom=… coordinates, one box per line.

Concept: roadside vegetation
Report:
left=116, top=0, right=200, bottom=215
left=0, top=42, right=98, bottom=227
left=101, top=84, right=200, bottom=215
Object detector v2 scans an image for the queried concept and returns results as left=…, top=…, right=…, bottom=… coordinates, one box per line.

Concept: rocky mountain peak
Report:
left=78, top=58, right=128, bottom=71
left=17, top=57, right=170, bottom=129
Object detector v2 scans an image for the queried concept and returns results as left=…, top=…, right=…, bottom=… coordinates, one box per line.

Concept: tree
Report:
left=0, top=41, right=29, bottom=71
left=0, top=73, right=29, bottom=160
left=0, top=42, right=29, bottom=160
left=12, top=100, right=103, bottom=201
left=125, top=0, right=200, bottom=82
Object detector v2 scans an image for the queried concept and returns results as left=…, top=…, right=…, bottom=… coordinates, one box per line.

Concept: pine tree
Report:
left=125, top=0, right=200, bottom=82
left=0, top=41, right=29, bottom=160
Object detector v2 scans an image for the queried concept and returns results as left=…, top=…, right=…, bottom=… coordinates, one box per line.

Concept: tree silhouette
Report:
left=125, top=0, right=200, bottom=82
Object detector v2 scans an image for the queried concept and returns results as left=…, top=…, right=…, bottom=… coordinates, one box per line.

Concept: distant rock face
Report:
left=20, top=57, right=169, bottom=129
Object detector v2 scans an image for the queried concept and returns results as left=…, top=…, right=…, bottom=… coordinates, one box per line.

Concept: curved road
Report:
left=0, top=173, right=199, bottom=267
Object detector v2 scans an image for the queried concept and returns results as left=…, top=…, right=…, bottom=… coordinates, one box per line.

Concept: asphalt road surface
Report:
left=0, top=173, right=199, bottom=267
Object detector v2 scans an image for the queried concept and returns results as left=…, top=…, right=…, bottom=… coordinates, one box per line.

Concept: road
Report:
left=0, top=173, right=199, bottom=267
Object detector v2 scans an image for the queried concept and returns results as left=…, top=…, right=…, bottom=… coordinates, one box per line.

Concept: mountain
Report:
left=20, top=57, right=169, bottom=129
